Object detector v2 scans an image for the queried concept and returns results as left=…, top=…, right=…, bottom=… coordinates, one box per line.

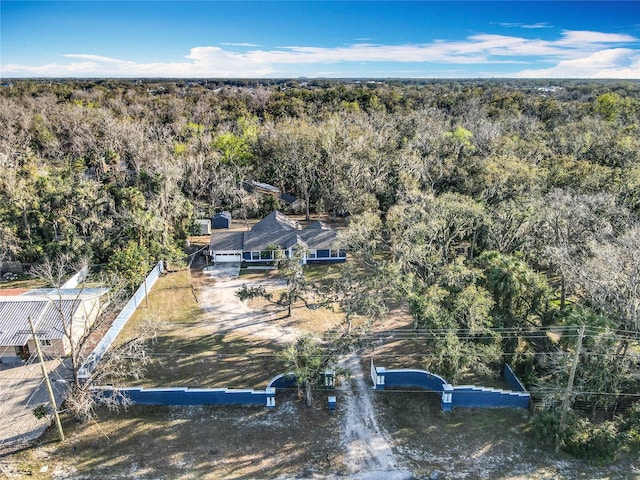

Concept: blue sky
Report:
left=1, top=1, right=639, bottom=78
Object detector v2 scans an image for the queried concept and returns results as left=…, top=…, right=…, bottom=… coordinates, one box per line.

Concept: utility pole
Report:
left=27, top=316, right=65, bottom=442
left=556, top=324, right=585, bottom=453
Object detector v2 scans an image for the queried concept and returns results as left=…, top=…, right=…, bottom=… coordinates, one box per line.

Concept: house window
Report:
left=339, top=249, right=347, bottom=258
left=330, top=249, right=339, bottom=258
left=251, top=251, right=260, bottom=260
left=308, top=250, right=317, bottom=259
left=39, top=339, right=52, bottom=347
left=260, top=250, right=273, bottom=260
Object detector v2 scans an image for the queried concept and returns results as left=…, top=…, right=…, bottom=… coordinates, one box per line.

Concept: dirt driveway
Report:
left=0, top=359, right=71, bottom=455
left=196, top=263, right=298, bottom=345
left=192, top=261, right=412, bottom=479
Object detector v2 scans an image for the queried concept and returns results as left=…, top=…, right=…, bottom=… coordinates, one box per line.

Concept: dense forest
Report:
left=1, top=78, right=639, bottom=460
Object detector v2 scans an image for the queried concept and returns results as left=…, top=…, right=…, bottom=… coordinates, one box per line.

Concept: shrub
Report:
left=531, top=408, right=620, bottom=464
left=566, top=420, right=620, bottom=465
left=32, top=404, right=49, bottom=419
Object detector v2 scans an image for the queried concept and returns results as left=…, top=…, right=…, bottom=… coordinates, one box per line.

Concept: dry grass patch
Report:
left=141, top=331, right=285, bottom=388
left=116, top=268, right=202, bottom=342
left=376, top=391, right=638, bottom=479
left=7, top=394, right=344, bottom=480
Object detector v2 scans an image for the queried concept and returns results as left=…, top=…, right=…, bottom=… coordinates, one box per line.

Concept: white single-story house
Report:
left=208, top=211, right=346, bottom=265
left=0, top=288, right=108, bottom=363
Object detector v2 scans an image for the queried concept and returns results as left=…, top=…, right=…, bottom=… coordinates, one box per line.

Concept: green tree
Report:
left=328, top=262, right=387, bottom=334
left=279, top=334, right=344, bottom=407
left=407, top=259, right=501, bottom=381
left=594, top=92, right=622, bottom=122
left=476, top=251, right=552, bottom=328
left=107, top=241, right=151, bottom=290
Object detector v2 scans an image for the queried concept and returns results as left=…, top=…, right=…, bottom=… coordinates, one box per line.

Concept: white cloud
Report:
left=220, top=42, right=261, bottom=47
left=1, top=29, right=638, bottom=78
left=513, top=48, right=640, bottom=78
left=63, top=54, right=134, bottom=64
left=499, top=22, right=552, bottom=29
left=557, top=30, right=637, bottom=45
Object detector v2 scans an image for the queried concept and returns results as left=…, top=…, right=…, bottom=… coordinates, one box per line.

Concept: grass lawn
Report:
left=113, top=268, right=286, bottom=388
left=6, top=255, right=638, bottom=480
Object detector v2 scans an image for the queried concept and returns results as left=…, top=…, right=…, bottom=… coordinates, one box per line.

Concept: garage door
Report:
left=213, top=252, right=242, bottom=263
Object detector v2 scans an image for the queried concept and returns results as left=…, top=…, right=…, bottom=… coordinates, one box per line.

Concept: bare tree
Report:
left=569, top=224, right=640, bottom=335
left=30, top=254, right=128, bottom=385
left=31, top=254, right=157, bottom=421
left=65, top=319, right=155, bottom=422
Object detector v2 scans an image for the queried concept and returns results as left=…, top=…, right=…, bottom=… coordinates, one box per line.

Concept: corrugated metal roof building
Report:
left=0, top=289, right=107, bottom=363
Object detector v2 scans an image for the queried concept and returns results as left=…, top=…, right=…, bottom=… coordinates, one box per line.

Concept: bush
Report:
left=32, top=404, right=49, bottom=419
left=620, top=402, right=640, bottom=443
left=566, top=420, right=620, bottom=465
left=531, top=408, right=620, bottom=464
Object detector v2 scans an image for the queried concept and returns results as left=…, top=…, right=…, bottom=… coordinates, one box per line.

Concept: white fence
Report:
left=61, top=266, right=89, bottom=288
left=78, top=262, right=164, bottom=380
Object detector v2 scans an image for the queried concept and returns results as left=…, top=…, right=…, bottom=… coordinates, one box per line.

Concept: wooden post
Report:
left=27, top=316, right=65, bottom=442
left=556, top=324, right=585, bottom=453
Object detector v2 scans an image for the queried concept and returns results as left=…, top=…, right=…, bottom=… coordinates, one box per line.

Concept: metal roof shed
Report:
left=212, top=211, right=232, bottom=229
left=195, top=219, right=211, bottom=235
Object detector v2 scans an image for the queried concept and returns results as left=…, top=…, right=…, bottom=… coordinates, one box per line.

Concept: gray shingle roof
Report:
left=208, top=211, right=341, bottom=254
left=209, top=231, right=244, bottom=251
left=307, top=221, right=331, bottom=230
left=251, top=211, right=300, bottom=233
left=299, top=228, right=339, bottom=250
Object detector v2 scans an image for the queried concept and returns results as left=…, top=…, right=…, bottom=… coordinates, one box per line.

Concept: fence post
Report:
left=370, top=359, right=385, bottom=389
left=441, top=385, right=454, bottom=412
left=266, top=387, right=276, bottom=408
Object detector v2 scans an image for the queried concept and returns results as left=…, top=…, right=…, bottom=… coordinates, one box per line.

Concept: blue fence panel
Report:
left=372, top=363, right=530, bottom=411
left=267, top=373, right=298, bottom=389
left=78, top=262, right=164, bottom=380
left=452, top=386, right=530, bottom=409
left=503, top=364, right=527, bottom=392
left=98, top=386, right=274, bottom=406
left=383, top=369, right=447, bottom=392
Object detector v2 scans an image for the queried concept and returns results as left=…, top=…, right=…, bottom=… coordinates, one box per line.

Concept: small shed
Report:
left=280, top=193, right=306, bottom=213
left=195, top=219, right=211, bottom=235
left=212, top=211, right=232, bottom=229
